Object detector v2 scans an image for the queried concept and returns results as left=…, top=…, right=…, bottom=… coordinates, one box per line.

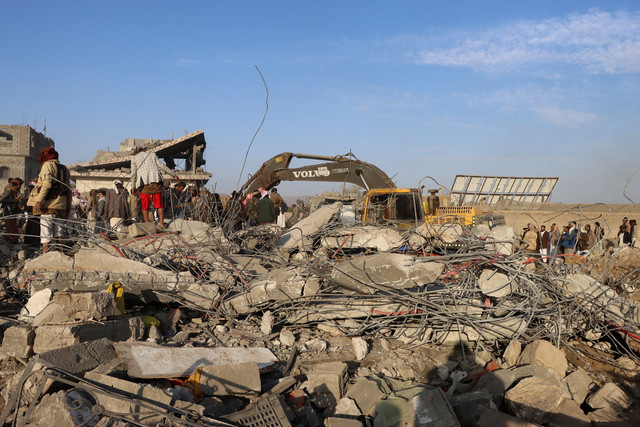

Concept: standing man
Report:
left=130, top=147, right=177, bottom=226
left=105, top=180, right=130, bottom=233
left=256, top=190, right=277, bottom=225
left=27, top=147, right=71, bottom=253
left=270, top=188, right=285, bottom=227
left=538, top=225, right=550, bottom=262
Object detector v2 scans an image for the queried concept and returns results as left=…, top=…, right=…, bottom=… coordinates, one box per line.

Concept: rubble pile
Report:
left=1, top=202, right=640, bottom=426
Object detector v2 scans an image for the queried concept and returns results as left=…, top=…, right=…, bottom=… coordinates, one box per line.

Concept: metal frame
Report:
left=450, top=175, right=558, bottom=205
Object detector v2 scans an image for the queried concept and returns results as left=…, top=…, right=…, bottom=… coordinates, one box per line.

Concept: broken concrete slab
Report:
left=331, top=253, right=444, bottom=294
left=23, top=251, right=75, bottom=272
left=547, top=398, right=591, bottom=427
left=18, top=288, right=53, bottom=321
left=320, top=226, right=403, bottom=252
left=586, top=382, right=634, bottom=412
left=37, top=338, right=119, bottom=375
left=33, top=317, right=144, bottom=354
left=447, top=390, right=495, bottom=427
left=200, top=361, right=261, bottom=396
left=0, top=325, right=35, bottom=358
left=477, top=269, right=514, bottom=298
left=84, top=371, right=173, bottom=425
left=408, top=387, right=461, bottom=427
left=345, top=377, right=386, bottom=416
left=517, top=339, right=568, bottom=379
left=32, top=303, right=69, bottom=326
left=225, top=267, right=319, bottom=315
left=504, top=376, right=565, bottom=425
left=167, top=219, right=230, bottom=247
left=562, top=367, right=594, bottom=405
left=113, top=342, right=278, bottom=378
left=127, top=221, right=159, bottom=237
left=27, top=389, right=97, bottom=427
left=52, top=291, right=120, bottom=321
left=276, top=202, right=342, bottom=250
left=502, top=339, right=522, bottom=368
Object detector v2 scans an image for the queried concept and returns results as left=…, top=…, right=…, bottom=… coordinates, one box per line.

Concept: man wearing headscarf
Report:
left=130, top=147, right=177, bottom=227
left=256, top=190, right=277, bottom=225
left=105, top=179, right=130, bottom=233
left=27, top=147, right=71, bottom=253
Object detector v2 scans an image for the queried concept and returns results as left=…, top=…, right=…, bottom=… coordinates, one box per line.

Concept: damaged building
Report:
left=68, top=129, right=212, bottom=192
left=0, top=124, right=54, bottom=184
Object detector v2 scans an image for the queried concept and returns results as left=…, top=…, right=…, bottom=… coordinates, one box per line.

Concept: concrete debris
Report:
left=321, top=226, right=404, bottom=252
left=517, top=339, right=568, bottom=379
left=200, top=361, right=261, bottom=396
left=3, top=196, right=640, bottom=426
left=504, top=376, right=566, bottom=424
left=112, top=342, right=278, bottom=378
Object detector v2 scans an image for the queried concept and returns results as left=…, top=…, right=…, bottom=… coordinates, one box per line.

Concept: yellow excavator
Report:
left=240, top=152, right=504, bottom=229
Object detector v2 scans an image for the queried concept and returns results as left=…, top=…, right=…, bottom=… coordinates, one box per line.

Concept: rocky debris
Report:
left=2, top=208, right=640, bottom=425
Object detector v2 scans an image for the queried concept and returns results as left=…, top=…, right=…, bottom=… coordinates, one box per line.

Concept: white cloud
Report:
left=532, top=105, right=597, bottom=128
left=177, top=58, right=202, bottom=67
left=415, top=9, right=640, bottom=74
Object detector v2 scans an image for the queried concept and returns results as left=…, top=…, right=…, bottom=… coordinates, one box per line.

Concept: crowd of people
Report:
left=519, top=217, right=637, bottom=263
left=0, top=147, right=308, bottom=252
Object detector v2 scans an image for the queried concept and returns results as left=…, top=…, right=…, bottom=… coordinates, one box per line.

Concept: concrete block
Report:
left=37, top=338, right=118, bottom=375
left=0, top=325, right=35, bottom=358
left=0, top=318, right=17, bottom=342
left=547, top=398, right=590, bottom=427
left=478, top=269, right=514, bottom=298
left=517, top=340, right=568, bottom=379
left=476, top=406, right=538, bottom=427
left=562, top=368, right=593, bottom=405
left=279, top=329, right=295, bottom=347
left=307, top=361, right=348, bottom=409
left=33, top=317, right=144, bottom=354
left=586, top=382, right=633, bottom=412
left=52, top=291, right=120, bottom=321
left=502, top=339, right=522, bottom=368
left=474, top=368, right=516, bottom=405
left=333, top=397, right=361, bottom=417
left=505, top=376, right=565, bottom=425
left=200, top=362, right=261, bottom=396
left=32, top=303, right=69, bottom=326
left=345, top=377, right=386, bottom=416
left=409, top=387, right=461, bottom=427
left=448, top=390, right=496, bottom=427
left=84, top=371, right=172, bottom=425
left=352, top=337, right=368, bottom=361
left=19, top=288, right=53, bottom=321
left=27, top=389, right=96, bottom=427
left=128, top=221, right=158, bottom=237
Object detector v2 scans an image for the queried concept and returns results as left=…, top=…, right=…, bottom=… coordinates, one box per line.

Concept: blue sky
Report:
left=2, top=1, right=640, bottom=203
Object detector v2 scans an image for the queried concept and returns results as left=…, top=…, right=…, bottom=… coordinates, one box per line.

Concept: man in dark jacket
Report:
left=256, top=192, right=277, bottom=225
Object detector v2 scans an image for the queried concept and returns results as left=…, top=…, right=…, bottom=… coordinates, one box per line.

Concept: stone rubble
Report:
left=1, top=207, right=640, bottom=426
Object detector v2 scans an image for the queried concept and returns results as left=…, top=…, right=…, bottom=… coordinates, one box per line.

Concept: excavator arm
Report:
left=240, top=152, right=396, bottom=195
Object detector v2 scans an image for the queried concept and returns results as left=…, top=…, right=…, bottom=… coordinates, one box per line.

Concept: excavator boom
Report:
left=240, top=152, right=396, bottom=194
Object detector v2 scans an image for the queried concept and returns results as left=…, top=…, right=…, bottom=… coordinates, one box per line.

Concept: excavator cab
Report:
left=362, top=188, right=425, bottom=229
